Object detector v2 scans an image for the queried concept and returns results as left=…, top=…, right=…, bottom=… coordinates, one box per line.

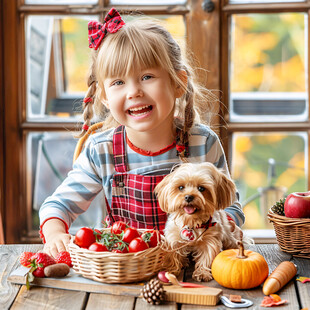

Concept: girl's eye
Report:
left=178, top=186, right=184, bottom=191
left=198, top=186, right=205, bottom=192
left=142, top=75, right=153, bottom=81
left=112, top=80, right=124, bottom=86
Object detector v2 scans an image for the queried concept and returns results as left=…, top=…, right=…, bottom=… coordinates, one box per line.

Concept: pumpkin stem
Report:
left=236, top=241, right=247, bottom=259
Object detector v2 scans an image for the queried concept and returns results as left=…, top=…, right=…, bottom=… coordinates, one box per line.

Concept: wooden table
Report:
left=1, top=243, right=309, bottom=309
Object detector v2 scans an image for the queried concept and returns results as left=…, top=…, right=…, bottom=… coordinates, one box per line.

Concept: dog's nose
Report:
left=185, top=195, right=194, bottom=203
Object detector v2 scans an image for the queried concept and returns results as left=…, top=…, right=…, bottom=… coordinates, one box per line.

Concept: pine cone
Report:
left=271, top=198, right=286, bottom=216
left=141, top=278, right=165, bottom=305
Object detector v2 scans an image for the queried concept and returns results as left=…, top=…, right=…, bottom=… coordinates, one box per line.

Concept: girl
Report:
left=40, top=8, right=245, bottom=258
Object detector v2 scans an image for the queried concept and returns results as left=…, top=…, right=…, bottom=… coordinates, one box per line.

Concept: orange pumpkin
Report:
left=211, top=242, right=269, bottom=289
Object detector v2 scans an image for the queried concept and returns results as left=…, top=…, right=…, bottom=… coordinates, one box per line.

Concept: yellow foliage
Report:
left=235, top=136, right=252, bottom=153
left=231, top=66, right=264, bottom=91
left=272, top=55, right=305, bottom=92
left=255, top=134, right=286, bottom=145
left=62, top=18, right=78, bottom=33
left=164, top=16, right=185, bottom=37
left=254, top=33, right=278, bottom=51
left=275, top=168, right=301, bottom=189
left=281, top=13, right=304, bottom=25
left=62, top=20, right=89, bottom=93
left=231, top=160, right=246, bottom=180
left=275, top=152, right=305, bottom=188
left=234, top=16, right=254, bottom=29
left=231, top=135, right=252, bottom=179
left=233, top=30, right=278, bottom=62
left=67, top=64, right=89, bottom=93
left=244, top=168, right=265, bottom=188
left=243, top=203, right=263, bottom=229
left=231, top=30, right=279, bottom=92
left=289, top=152, right=305, bottom=170
left=232, top=13, right=305, bottom=92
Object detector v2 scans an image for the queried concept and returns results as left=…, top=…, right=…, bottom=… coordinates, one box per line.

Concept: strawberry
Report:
left=30, top=252, right=56, bottom=269
left=26, top=252, right=56, bottom=289
left=32, top=267, right=45, bottom=278
left=19, top=251, right=35, bottom=267
left=55, top=251, right=73, bottom=267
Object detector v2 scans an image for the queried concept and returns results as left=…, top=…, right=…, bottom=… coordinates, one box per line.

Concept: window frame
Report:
left=220, top=0, right=310, bottom=159
left=220, top=0, right=310, bottom=242
left=3, top=0, right=307, bottom=244
left=0, top=0, right=4, bottom=244
left=2, top=0, right=219, bottom=243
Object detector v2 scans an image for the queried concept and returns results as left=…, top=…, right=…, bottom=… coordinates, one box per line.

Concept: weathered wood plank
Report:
left=86, top=293, right=135, bottom=310
left=0, top=244, right=42, bottom=310
left=0, top=256, right=20, bottom=310
left=293, top=257, right=310, bottom=309
left=181, top=304, right=218, bottom=310
left=1, top=244, right=308, bottom=310
left=10, top=285, right=87, bottom=310
left=255, top=243, right=292, bottom=272
left=9, top=265, right=145, bottom=296
left=298, top=282, right=310, bottom=309
left=135, top=297, right=177, bottom=310
left=179, top=282, right=298, bottom=309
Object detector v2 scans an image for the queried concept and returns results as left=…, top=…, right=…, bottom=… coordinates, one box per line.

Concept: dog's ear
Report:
left=216, top=173, right=236, bottom=210
left=154, top=174, right=172, bottom=213
left=170, top=163, right=181, bottom=173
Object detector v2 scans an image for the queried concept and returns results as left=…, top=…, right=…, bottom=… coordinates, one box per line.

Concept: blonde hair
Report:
left=78, top=17, right=217, bottom=158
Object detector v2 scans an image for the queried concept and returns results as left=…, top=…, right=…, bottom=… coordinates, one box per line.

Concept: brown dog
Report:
left=155, top=162, right=246, bottom=281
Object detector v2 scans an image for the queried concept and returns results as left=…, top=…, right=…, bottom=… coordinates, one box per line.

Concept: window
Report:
left=2, top=0, right=309, bottom=243
left=25, top=12, right=186, bottom=236
left=230, top=13, right=307, bottom=122
left=2, top=0, right=204, bottom=243
left=221, top=0, right=309, bottom=241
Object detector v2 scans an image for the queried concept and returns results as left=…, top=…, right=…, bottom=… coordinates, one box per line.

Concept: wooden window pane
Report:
left=110, top=0, right=187, bottom=5
left=229, top=0, right=304, bottom=3
left=231, top=132, right=307, bottom=232
left=25, top=14, right=185, bottom=122
left=25, top=0, right=98, bottom=4
left=26, top=15, right=93, bottom=121
left=26, top=131, right=106, bottom=237
left=24, top=14, right=185, bottom=239
left=229, top=13, right=307, bottom=122
left=61, top=17, right=91, bottom=95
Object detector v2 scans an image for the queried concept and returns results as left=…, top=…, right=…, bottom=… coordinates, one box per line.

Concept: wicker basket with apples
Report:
left=268, top=191, right=310, bottom=258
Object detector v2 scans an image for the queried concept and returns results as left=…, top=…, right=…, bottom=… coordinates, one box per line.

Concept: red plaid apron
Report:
left=105, top=125, right=172, bottom=231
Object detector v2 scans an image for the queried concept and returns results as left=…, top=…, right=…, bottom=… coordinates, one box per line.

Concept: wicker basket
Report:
left=268, top=209, right=310, bottom=258
left=68, top=229, right=167, bottom=283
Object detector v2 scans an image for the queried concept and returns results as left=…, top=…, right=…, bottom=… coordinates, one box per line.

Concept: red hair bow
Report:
left=88, top=8, right=125, bottom=50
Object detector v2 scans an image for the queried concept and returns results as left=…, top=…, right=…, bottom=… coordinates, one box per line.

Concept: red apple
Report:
left=284, top=192, right=310, bottom=218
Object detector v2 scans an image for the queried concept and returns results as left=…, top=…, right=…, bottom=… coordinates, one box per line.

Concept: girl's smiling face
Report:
left=103, top=67, right=178, bottom=135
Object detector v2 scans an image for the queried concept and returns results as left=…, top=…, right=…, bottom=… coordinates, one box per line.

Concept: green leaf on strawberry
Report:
left=25, top=252, right=56, bottom=290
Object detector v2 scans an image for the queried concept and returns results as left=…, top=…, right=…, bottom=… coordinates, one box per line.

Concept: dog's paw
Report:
left=192, top=270, right=213, bottom=282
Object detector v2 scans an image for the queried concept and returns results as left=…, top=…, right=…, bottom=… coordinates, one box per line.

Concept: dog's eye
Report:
left=198, top=186, right=205, bottom=192
left=178, top=186, right=184, bottom=191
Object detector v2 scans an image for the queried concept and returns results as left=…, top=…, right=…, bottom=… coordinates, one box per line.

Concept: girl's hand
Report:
left=43, top=232, right=72, bottom=258
left=42, top=218, right=71, bottom=258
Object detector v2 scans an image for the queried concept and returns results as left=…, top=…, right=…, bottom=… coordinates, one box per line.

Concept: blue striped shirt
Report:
left=39, top=123, right=245, bottom=229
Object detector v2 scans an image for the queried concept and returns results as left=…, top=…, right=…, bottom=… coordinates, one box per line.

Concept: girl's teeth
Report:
left=128, top=105, right=152, bottom=115
left=129, top=105, right=150, bottom=112
left=132, top=111, right=148, bottom=116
